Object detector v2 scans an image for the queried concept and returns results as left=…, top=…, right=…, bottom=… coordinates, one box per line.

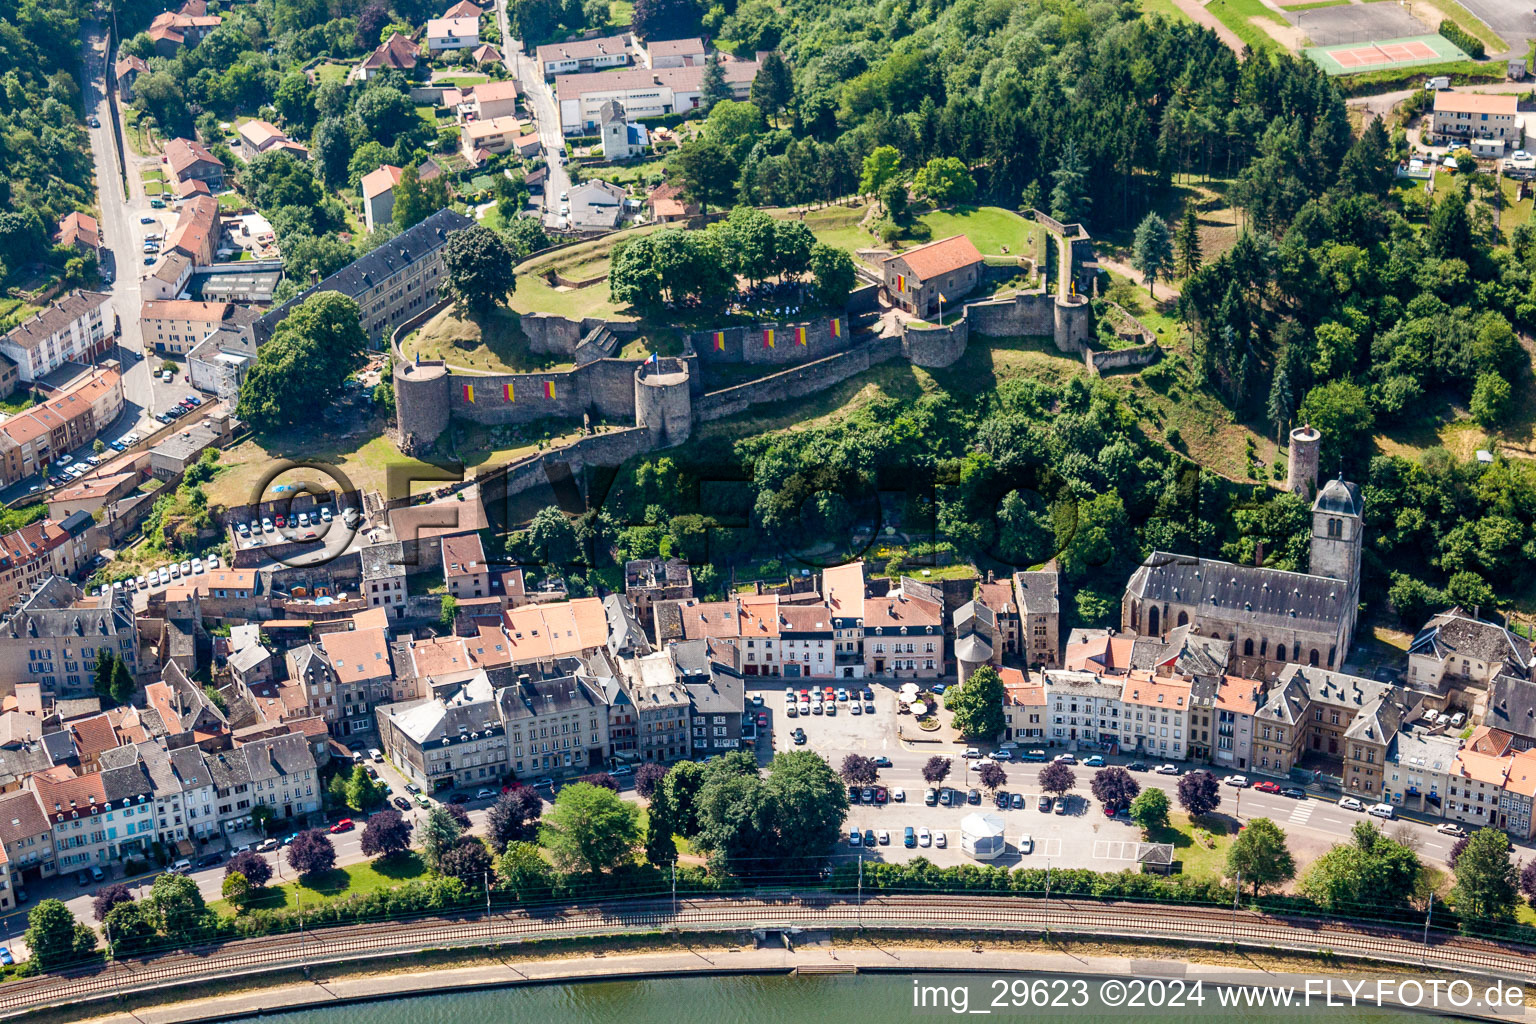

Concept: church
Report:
left=1120, top=425, right=1363, bottom=681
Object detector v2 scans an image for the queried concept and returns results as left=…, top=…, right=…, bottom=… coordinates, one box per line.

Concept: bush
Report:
left=1438, top=19, right=1485, bottom=59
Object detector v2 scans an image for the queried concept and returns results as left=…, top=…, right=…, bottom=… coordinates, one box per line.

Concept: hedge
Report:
left=1438, top=19, right=1486, bottom=60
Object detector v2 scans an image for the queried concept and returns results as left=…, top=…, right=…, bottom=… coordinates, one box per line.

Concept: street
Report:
left=494, top=0, right=570, bottom=227
left=79, top=19, right=162, bottom=425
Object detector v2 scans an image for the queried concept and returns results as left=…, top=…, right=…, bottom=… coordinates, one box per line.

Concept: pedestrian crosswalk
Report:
left=1288, top=801, right=1315, bottom=825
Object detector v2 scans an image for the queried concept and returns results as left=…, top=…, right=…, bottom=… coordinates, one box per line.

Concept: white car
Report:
left=168, top=563, right=182, bottom=578
left=1223, top=775, right=1250, bottom=788
left=369, top=748, right=383, bottom=762
left=1436, top=823, right=1467, bottom=838
left=1018, top=834, right=1034, bottom=854
left=208, top=555, right=220, bottom=569
left=797, top=701, right=809, bottom=715
left=890, top=787, right=905, bottom=802
left=962, top=748, right=982, bottom=759
left=320, top=506, right=333, bottom=522
left=1338, top=796, right=1365, bottom=812
left=848, top=830, right=862, bottom=847
left=475, top=788, right=494, bottom=799
left=1367, top=802, right=1395, bottom=819
left=917, top=827, right=931, bottom=847
left=236, top=522, right=250, bottom=537
left=262, top=518, right=274, bottom=533
left=876, top=829, right=890, bottom=846
left=191, top=558, right=204, bottom=574
left=56, top=454, right=72, bottom=465
left=1154, top=764, right=1180, bottom=775
left=135, top=575, right=147, bottom=590
left=1053, top=753, right=1076, bottom=764
left=179, top=560, right=191, bottom=576
left=934, top=831, right=947, bottom=848
left=161, top=369, right=174, bottom=382
left=298, top=512, right=310, bottom=528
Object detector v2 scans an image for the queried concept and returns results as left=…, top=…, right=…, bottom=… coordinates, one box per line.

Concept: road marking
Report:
left=1288, top=802, right=1315, bottom=825
left=1041, top=838, right=1063, bottom=857
left=1093, top=840, right=1137, bottom=860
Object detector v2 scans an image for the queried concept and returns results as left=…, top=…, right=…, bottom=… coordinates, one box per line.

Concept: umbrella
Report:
left=910, top=702, right=927, bottom=716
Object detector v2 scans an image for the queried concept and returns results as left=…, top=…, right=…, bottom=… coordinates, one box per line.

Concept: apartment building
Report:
left=0, top=367, right=124, bottom=485
left=360, top=165, right=402, bottom=234
left=0, top=291, right=114, bottom=382
left=140, top=300, right=256, bottom=356
left=1407, top=608, right=1531, bottom=689
left=164, top=138, right=225, bottom=190
left=0, top=512, right=96, bottom=613
left=500, top=672, right=609, bottom=778
left=1429, top=92, right=1523, bottom=149
left=318, top=623, right=395, bottom=737
left=1042, top=670, right=1127, bottom=748
left=616, top=650, right=690, bottom=762
left=1001, top=667, right=1047, bottom=744
left=379, top=671, right=505, bottom=790
left=0, top=578, right=138, bottom=699
left=242, top=732, right=320, bottom=823
left=556, top=58, right=759, bottom=134
left=537, top=33, right=631, bottom=77
left=254, top=208, right=473, bottom=346
left=442, top=533, right=490, bottom=600
left=1014, top=571, right=1062, bottom=669
left=1119, top=671, right=1193, bottom=760
left=0, top=789, right=55, bottom=882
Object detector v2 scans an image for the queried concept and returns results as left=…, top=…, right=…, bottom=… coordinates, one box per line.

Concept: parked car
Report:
left=890, top=787, right=905, bottom=802
left=1083, top=755, right=1105, bottom=767
left=1018, top=834, right=1034, bottom=855
left=924, top=787, right=938, bottom=805
left=873, top=786, right=887, bottom=803
left=1021, top=749, right=1048, bottom=763
left=848, top=787, right=861, bottom=805
left=1010, top=792, right=1025, bottom=809
left=935, top=831, right=947, bottom=849
left=1436, top=823, right=1468, bottom=838
left=1338, top=796, right=1365, bottom=812
left=392, top=796, right=411, bottom=811
left=1368, top=802, right=1396, bottom=819
left=1282, top=788, right=1307, bottom=799
left=1054, top=753, right=1076, bottom=765
left=792, top=728, right=807, bottom=744
left=1224, top=775, right=1250, bottom=788
left=995, top=790, right=1010, bottom=808
left=877, top=829, right=890, bottom=846
left=1154, top=764, right=1180, bottom=775
left=917, top=828, right=932, bottom=847
left=904, top=826, right=916, bottom=848
left=962, top=747, right=982, bottom=759
left=848, top=829, right=862, bottom=847
left=966, top=788, right=980, bottom=805
left=256, top=838, right=279, bottom=852
left=330, top=818, right=355, bottom=833
left=872, top=756, right=891, bottom=768
left=863, top=828, right=876, bottom=847
left=1037, top=795, right=1052, bottom=812
left=1254, top=781, right=1282, bottom=794
left=91, top=865, right=104, bottom=883
left=76, top=869, right=91, bottom=887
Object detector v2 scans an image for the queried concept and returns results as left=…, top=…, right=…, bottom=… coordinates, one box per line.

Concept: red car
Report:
left=274, top=514, right=286, bottom=528
left=874, top=786, right=888, bottom=804
left=1254, top=781, right=1282, bottom=794
left=756, top=712, right=768, bottom=727
left=329, top=818, right=354, bottom=833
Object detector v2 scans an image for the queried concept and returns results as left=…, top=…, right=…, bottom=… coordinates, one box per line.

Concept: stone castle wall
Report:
left=694, top=338, right=904, bottom=423
left=1087, top=342, right=1161, bottom=375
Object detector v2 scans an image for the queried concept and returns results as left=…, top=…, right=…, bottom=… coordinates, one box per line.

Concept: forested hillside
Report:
left=0, top=0, right=94, bottom=284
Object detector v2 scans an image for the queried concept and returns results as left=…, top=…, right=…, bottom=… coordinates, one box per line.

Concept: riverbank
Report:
left=68, top=935, right=1534, bottom=1024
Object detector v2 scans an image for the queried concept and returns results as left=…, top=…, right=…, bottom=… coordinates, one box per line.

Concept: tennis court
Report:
left=1305, top=33, right=1468, bottom=74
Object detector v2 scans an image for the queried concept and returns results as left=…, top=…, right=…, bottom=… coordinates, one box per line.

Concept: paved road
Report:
left=496, top=0, right=570, bottom=227
left=1348, top=80, right=1536, bottom=121
left=1444, top=0, right=1534, bottom=57
left=80, top=20, right=157, bottom=425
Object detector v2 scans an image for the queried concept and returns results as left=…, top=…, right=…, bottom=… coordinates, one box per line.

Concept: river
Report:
left=224, top=972, right=1472, bottom=1023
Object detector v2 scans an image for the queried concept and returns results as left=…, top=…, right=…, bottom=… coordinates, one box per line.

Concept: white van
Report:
left=1368, top=802, right=1395, bottom=820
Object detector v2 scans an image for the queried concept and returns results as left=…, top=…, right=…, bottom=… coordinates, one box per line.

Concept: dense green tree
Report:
left=1226, top=817, right=1295, bottom=896
left=750, top=50, right=793, bottom=123
left=345, top=764, right=389, bottom=813
left=1176, top=207, right=1201, bottom=277
left=148, top=872, right=207, bottom=936
left=763, top=750, right=848, bottom=866
left=1451, top=828, right=1519, bottom=926
left=1132, top=213, right=1173, bottom=298
left=103, top=899, right=160, bottom=954
left=859, top=145, right=901, bottom=195
left=237, top=293, right=366, bottom=430
left=1471, top=372, right=1512, bottom=428
left=1301, top=821, right=1423, bottom=913
left=442, top=225, right=518, bottom=317
left=539, top=781, right=641, bottom=873
left=392, top=164, right=452, bottom=230
left=704, top=100, right=764, bottom=161
left=945, top=664, right=1005, bottom=738
left=809, top=242, right=855, bottom=308
left=438, top=837, right=496, bottom=887
left=1050, top=139, right=1089, bottom=224
left=420, top=806, right=464, bottom=870
left=669, top=139, right=739, bottom=214
left=911, top=156, right=975, bottom=204
left=1129, top=787, right=1169, bottom=832
left=699, top=53, right=732, bottom=111
left=1297, top=380, right=1375, bottom=478
left=26, top=899, right=94, bottom=969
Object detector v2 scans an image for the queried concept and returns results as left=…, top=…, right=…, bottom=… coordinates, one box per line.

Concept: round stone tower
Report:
left=1287, top=424, right=1321, bottom=498
left=393, top=360, right=452, bottom=450
left=1053, top=294, right=1092, bottom=353
left=634, top=357, right=692, bottom=447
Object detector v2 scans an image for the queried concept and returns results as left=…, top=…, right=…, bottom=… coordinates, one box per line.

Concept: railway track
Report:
left=0, top=894, right=1532, bottom=1018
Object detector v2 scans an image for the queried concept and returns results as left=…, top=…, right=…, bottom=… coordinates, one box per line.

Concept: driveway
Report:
left=495, top=0, right=570, bottom=226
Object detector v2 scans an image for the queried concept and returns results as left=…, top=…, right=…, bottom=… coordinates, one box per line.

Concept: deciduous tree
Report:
left=922, top=756, right=951, bottom=784
left=1039, top=761, right=1075, bottom=797
left=226, top=849, right=273, bottom=887
left=361, top=808, right=414, bottom=858
left=287, top=828, right=337, bottom=878
left=486, top=788, right=542, bottom=849
left=1129, top=787, right=1170, bottom=832
left=1089, top=767, right=1140, bottom=811
left=1176, top=771, right=1221, bottom=817
left=946, top=665, right=1005, bottom=739
left=1225, top=817, right=1295, bottom=896
left=1453, top=828, right=1519, bottom=925
left=442, top=225, right=518, bottom=318
left=539, top=781, right=640, bottom=873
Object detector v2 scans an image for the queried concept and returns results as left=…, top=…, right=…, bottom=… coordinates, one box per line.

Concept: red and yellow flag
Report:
left=712, top=330, right=726, bottom=351
left=896, top=274, right=907, bottom=293
left=830, top=318, right=841, bottom=339
left=462, top=383, right=475, bottom=403
left=503, top=383, right=514, bottom=402
left=794, top=326, right=807, bottom=346
left=763, top=328, right=775, bottom=349
left=544, top=381, right=557, bottom=399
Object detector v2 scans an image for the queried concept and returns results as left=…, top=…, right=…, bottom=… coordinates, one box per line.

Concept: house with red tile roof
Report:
left=881, top=234, right=985, bottom=317
left=354, top=32, right=420, bottom=81
left=163, top=137, right=225, bottom=190
left=56, top=212, right=100, bottom=255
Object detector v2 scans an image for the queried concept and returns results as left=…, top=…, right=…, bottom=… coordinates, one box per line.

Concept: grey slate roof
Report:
left=0, top=576, right=133, bottom=641
left=1013, top=571, right=1060, bottom=615
left=253, top=208, right=474, bottom=342
left=1316, top=478, right=1362, bottom=516
left=1487, top=673, right=1536, bottom=737
left=361, top=541, right=405, bottom=581
left=1259, top=665, right=1398, bottom=724
left=243, top=732, right=316, bottom=781
left=603, top=593, right=650, bottom=657
left=101, top=761, right=155, bottom=804
left=1125, top=553, right=1350, bottom=636
left=498, top=674, right=605, bottom=723
left=1409, top=609, right=1532, bottom=675
left=168, top=745, right=212, bottom=791
left=206, top=747, right=250, bottom=790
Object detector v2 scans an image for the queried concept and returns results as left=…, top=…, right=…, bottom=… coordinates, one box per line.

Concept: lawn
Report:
left=1145, top=812, right=1237, bottom=881
left=140, top=167, right=168, bottom=197
left=775, top=203, right=874, bottom=255
left=205, top=429, right=442, bottom=511
left=405, top=306, right=577, bottom=373
left=504, top=225, right=664, bottom=321
left=436, top=74, right=490, bottom=89
left=1502, top=177, right=1533, bottom=238
left=314, top=61, right=350, bottom=85
left=1204, top=0, right=1286, bottom=52
left=214, top=852, right=428, bottom=915
left=1137, top=0, right=1196, bottom=22
left=897, top=206, right=1037, bottom=257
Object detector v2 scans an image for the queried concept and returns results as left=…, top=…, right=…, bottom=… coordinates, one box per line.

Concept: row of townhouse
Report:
left=653, top=561, right=946, bottom=681
left=0, top=366, right=124, bottom=486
